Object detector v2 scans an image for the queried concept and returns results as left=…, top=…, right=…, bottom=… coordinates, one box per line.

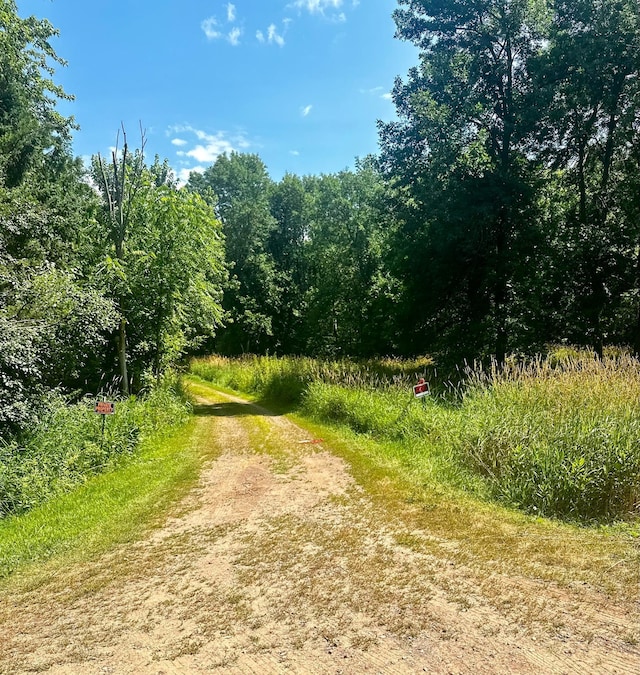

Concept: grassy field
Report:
left=190, top=352, right=640, bottom=525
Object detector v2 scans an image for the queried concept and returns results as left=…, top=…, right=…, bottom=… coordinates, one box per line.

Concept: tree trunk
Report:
left=494, top=212, right=508, bottom=366
left=118, top=317, right=129, bottom=395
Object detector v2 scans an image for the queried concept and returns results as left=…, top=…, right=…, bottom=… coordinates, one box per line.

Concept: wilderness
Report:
left=1, top=0, right=640, bottom=672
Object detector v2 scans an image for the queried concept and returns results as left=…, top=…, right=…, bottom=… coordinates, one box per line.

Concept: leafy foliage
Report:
left=0, top=0, right=74, bottom=187
left=92, top=150, right=226, bottom=389
left=188, top=152, right=279, bottom=354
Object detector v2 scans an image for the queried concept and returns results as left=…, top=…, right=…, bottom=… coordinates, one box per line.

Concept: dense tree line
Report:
left=190, top=0, right=640, bottom=365
left=187, top=155, right=399, bottom=357
left=3, top=0, right=640, bottom=439
left=379, top=0, right=640, bottom=362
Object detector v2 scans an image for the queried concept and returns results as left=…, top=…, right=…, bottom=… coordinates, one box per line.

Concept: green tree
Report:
left=534, top=0, right=640, bottom=355
left=302, top=165, right=400, bottom=356
left=94, top=147, right=225, bottom=387
left=188, top=153, right=280, bottom=354
left=0, top=1, right=115, bottom=434
left=125, top=182, right=225, bottom=380
left=379, top=0, right=550, bottom=363
left=0, top=0, right=74, bottom=188
left=268, top=173, right=311, bottom=353
left=93, top=129, right=147, bottom=394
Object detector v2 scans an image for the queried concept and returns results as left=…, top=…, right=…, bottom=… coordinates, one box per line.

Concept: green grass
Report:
left=0, top=416, right=214, bottom=583
left=189, top=354, right=434, bottom=404
left=1, top=377, right=190, bottom=519
left=191, top=352, right=640, bottom=524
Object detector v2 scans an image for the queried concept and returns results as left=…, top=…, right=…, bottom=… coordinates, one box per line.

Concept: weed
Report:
left=0, top=375, right=189, bottom=520
left=457, top=354, right=640, bottom=520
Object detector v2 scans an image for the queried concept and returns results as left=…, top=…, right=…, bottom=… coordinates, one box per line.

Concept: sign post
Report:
left=94, top=400, right=115, bottom=448
left=413, top=378, right=430, bottom=398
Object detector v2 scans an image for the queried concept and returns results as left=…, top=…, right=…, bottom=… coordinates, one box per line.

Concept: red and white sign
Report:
left=94, top=401, right=115, bottom=415
left=413, top=378, right=429, bottom=398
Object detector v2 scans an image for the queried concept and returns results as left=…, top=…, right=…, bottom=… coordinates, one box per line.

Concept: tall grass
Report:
left=0, top=376, right=189, bottom=519
left=191, top=352, right=640, bottom=522
left=190, top=354, right=434, bottom=403
left=456, top=354, right=640, bottom=520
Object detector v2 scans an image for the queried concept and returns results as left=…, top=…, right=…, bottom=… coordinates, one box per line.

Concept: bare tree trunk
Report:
left=118, top=318, right=129, bottom=395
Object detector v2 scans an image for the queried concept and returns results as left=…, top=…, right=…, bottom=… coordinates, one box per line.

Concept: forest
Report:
left=2, top=0, right=640, bottom=519
left=186, top=0, right=640, bottom=368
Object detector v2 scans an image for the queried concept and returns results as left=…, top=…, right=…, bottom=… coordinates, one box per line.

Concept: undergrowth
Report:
left=0, top=375, right=189, bottom=519
left=457, top=355, right=640, bottom=520
left=189, top=354, right=434, bottom=403
left=191, top=352, right=640, bottom=523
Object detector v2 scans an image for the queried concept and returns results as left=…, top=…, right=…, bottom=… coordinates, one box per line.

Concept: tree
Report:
left=93, top=128, right=147, bottom=394
left=188, top=153, right=280, bottom=354
left=302, top=165, right=400, bottom=356
left=93, top=146, right=225, bottom=387
left=0, top=1, right=116, bottom=434
left=125, top=182, right=225, bottom=379
left=268, top=173, right=311, bottom=353
left=534, top=0, right=640, bottom=355
left=0, top=0, right=74, bottom=188
left=379, top=0, right=550, bottom=363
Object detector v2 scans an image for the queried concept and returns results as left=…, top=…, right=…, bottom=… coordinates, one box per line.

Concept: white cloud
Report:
left=301, top=104, right=312, bottom=117
left=201, top=17, right=221, bottom=40
left=169, top=125, right=250, bottom=165
left=226, top=3, right=236, bottom=22
left=180, top=141, right=231, bottom=163
left=360, top=86, right=393, bottom=101
left=228, top=27, right=241, bottom=45
left=202, top=16, right=241, bottom=46
left=177, top=165, right=206, bottom=186
left=292, top=0, right=343, bottom=14
left=256, top=29, right=265, bottom=42
left=289, top=150, right=300, bottom=156
left=267, top=23, right=285, bottom=46
left=289, top=1, right=347, bottom=24
left=171, top=138, right=188, bottom=146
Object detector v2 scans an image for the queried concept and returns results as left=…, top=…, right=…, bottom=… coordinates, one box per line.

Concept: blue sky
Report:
left=17, top=0, right=416, bottom=182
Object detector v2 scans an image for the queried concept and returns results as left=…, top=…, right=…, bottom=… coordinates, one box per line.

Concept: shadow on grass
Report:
left=192, top=401, right=285, bottom=418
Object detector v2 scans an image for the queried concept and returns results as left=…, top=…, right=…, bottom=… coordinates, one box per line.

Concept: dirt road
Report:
left=1, top=386, right=639, bottom=673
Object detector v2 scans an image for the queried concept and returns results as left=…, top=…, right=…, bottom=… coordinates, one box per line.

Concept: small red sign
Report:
left=413, top=378, right=429, bottom=398
left=94, top=401, right=115, bottom=415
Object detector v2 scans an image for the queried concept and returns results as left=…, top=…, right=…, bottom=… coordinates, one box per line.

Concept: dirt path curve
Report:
left=2, top=386, right=639, bottom=674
